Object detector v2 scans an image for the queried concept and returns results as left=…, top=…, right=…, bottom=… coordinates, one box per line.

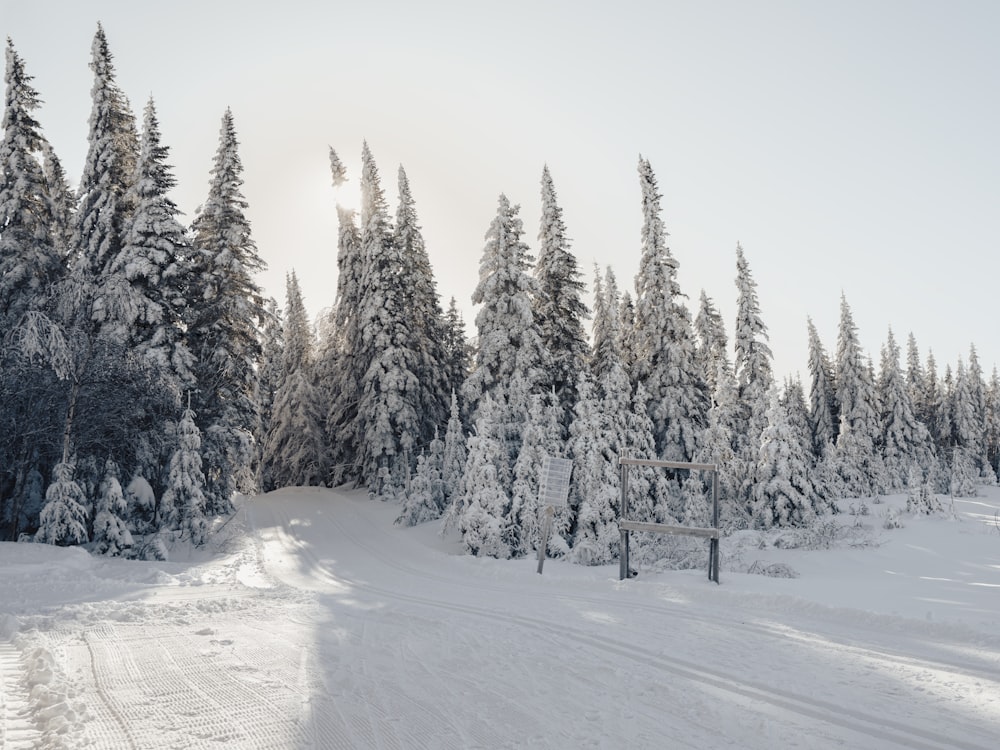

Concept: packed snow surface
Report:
left=2, top=487, right=1000, bottom=749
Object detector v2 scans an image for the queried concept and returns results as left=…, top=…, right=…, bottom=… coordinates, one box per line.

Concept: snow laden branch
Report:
left=8, top=310, right=74, bottom=380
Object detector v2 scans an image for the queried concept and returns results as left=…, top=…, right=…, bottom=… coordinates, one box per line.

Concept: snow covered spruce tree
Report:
left=806, top=318, right=838, bottom=456
left=694, top=290, right=731, bottom=397
left=261, top=272, right=325, bottom=490
left=461, top=193, right=548, bottom=517
left=353, top=144, right=422, bottom=495
left=35, top=461, right=88, bottom=546
left=834, top=296, right=887, bottom=497
left=732, top=244, right=774, bottom=509
left=394, top=165, right=451, bottom=447
left=113, top=98, right=195, bottom=392
left=40, top=139, right=75, bottom=256
left=254, top=296, right=283, bottom=480
left=617, top=290, right=637, bottom=375
left=441, top=391, right=467, bottom=504
left=0, top=39, right=62, bottom=330
left=958, top=347, right=994, bottom=482
left=631, top=156, right=706, bottom=461
left=985, top=367, right=1000, bottom=477
left=441, top=297, right=471, bottom=404
left=456, top=395, right=513, bottom=558
left=76, top=24, right=140, bottom=336
left=905, top=334, right=930, bottom=427
left=878, top=329, right=936, bottom=491
left=752, top=387, right=816, bottom=529
left=590, top=266, right=618, bottom=384
left=568, top=374, right=621, bottom=565
left=92, top=458, right=132, bottom=556
left=694, top=362, right=741, bottom=526
left=187, top=109, right=267, bottom=513
left=533, top=166, right=589, bottom=424
left=319, top=191, right=364, bottom=485
left=395, top=447, right=445, bottom=527
left=161, top=406, right=209, bottom=545
left=462, top=193, right=547, bottom=423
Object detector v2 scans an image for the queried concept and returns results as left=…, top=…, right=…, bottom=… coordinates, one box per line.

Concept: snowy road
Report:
left=3, top=486, right=1000, bottom=748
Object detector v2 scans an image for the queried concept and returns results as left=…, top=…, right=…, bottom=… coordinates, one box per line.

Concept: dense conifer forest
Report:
left=2, top=27, right=995, bottom=561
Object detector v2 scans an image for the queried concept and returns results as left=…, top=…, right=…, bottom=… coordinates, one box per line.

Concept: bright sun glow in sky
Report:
left=5, top=0, right=1000, bottom=380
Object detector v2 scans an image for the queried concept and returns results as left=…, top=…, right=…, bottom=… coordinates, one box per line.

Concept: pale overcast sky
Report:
left=4, top=0, right=1000, bottom=380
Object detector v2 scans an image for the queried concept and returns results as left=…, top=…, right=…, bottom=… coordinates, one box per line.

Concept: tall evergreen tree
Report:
left=75, top=24, right=138, bottom=321
left=261, top=272, right=324, bottom=490
left=0, top=39, right=61, bottom=329
left=114, top=98, right=194, bottom=389
left=354, top=144, right=421, bottom=492
left=952, top=358, right=988, bottom=481
left=965, top=345, right=992, bottom=480
left=534, top=166, right=589, bottom=421
left=40, top=140, right=75, bottom=258
left=905, top=333, right=929, bottom=425
left=806, top=318, right=838, bottom=455
left=441, top=297, right=471, bottom=404
left=441, top=391, right=466, bottom=503
left=590, top=266, right=619, bottom=383
left=732, top=244, right=773, bottom=506
left=617, top=289, right=637, bottom=376
left=254, top=297, right=283, bottom=481
left=394, top=165, right=450, bottom=445
left=631, top=156, right=706, bottom=461
left=462, top=193, right=547, bottom=422
left=985, top=367, right=1000, bottom=476
left=924, top=351, right=944, bottom=446
left=321, top=202, right=364, bottom=485
left=694, top=290, right=730, bottom=396
left=834, top=295, right=886, bottom=496
left=878, top=329, right=935, bottom=491
left=188, top=109, right=267, bottom=514
left=694, top=362, right=740, bottom=525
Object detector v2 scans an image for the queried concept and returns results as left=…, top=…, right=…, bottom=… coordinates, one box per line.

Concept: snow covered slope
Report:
left=2, top=487, right=999, bottom=749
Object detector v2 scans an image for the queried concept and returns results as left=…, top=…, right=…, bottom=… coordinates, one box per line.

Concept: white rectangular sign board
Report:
left=538, top=456, right=572, bottom=508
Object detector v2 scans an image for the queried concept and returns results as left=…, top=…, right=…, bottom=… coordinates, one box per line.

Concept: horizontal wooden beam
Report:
left=619, top=457, right=717, bottom=472
left=619, top=520, right=720, bottom=539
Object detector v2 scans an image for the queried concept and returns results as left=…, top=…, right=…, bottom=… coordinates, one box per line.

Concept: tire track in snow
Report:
left=0, top=637, right=41, bottom=750
left=262, top=498, right=996, bottom=750
left=76, top=616, right=351, bottom=749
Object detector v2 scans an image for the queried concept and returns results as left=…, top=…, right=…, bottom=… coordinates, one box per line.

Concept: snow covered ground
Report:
left=2, top=487, right=999, bottom=749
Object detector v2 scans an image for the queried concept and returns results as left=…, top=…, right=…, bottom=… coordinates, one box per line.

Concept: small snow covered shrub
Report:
left=949, top=448, right=979, bottom=498
left=35, top=463, right=88, bottom=546
left=881, top=507, right=904, bottom=530
left=747, top=560, right=799, bottom=578
left=906, top=481, right=941, bottom=515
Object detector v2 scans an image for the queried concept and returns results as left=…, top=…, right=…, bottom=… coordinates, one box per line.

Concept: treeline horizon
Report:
left=1, top=25, right=994, bottom=565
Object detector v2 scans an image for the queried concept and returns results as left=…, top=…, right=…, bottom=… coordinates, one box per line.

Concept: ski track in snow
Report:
left=262, top=496, right=1000, bottom=750
left=3, top=486, right=999, bottom=749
